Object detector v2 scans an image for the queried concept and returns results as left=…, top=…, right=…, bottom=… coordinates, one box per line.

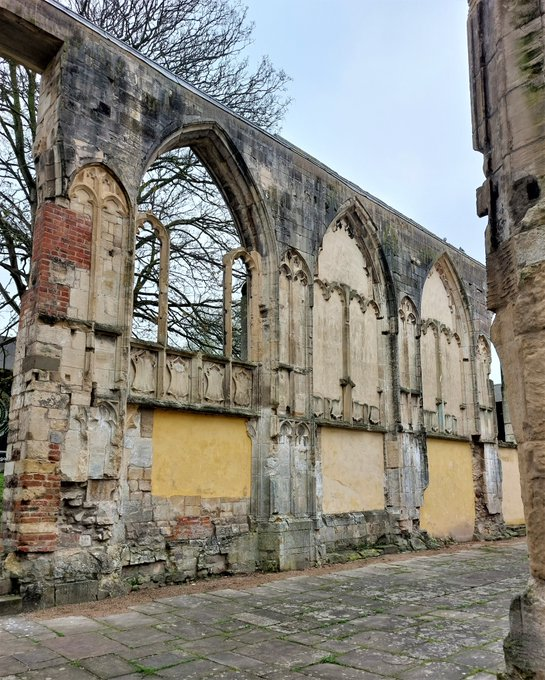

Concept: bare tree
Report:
left=0, top=64, right=36, bottom=341
left=0, top=0, right=290, bottom=354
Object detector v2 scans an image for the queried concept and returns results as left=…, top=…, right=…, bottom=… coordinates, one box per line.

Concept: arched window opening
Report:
left=129, top=144, right=261, bottom=409
left=420, top=257, right=472, bottom=437
left=312, top=209, right=389, bottom=426
left=136, top=147, right=245, bottom=356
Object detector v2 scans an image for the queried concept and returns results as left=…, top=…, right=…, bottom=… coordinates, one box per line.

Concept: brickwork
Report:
left=30, top=202, right=92, bottom=319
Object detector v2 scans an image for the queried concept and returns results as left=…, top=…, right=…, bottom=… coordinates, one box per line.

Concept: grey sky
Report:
left=244, top=0, right=486, bottom=262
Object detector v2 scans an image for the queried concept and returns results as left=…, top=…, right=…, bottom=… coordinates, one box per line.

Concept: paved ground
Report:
left=0, top=540, right=529, bottom=679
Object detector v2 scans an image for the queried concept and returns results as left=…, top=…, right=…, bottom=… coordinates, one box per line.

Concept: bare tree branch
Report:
left=0, top=0, right=290, bottom=354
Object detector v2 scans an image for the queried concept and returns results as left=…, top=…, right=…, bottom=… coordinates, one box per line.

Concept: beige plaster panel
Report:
left=420, top=438, right=475, bottom=541
left=440, top=333, right=465, bottom=428
left=421, top=267, right=455, bottom=328
left=313, top=289, right=343, bottom=401
left=152, top=410, right=251, bottom=498
left=321, top=428, right=385, bottom=513
left=421, top=328, right=439, bottom=412
left=499, top=447, right=525, bottom=526
left=278, top=272, right=290, bottom=365
left=317, top=226, right=372, bottom=296
left=350, top=300, right=380, bottom=406
left=399, top=315, right=419, bottom=391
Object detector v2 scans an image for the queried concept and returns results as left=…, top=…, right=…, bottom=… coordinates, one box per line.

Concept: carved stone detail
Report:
left=399, top=296, right=417, bottom=324
left=312, top=395, right=324, bottom=418
left=166, top=356, right=190, bottom=400
left=352, top=401, right=364, bottom=423
left=329, top=399, right=343, bottom=420
left=232, top=366, right=252, bottom=408
left=369, top=405, right=380, bottom=425
left=203, top=362, right=224, bottom=404
left=130, top=349, right=157, bottom=394
left=88, top=401, right=118, bottom=478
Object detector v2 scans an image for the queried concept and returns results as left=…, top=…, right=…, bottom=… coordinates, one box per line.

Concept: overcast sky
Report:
left=244, top=0, right=486, bottom=263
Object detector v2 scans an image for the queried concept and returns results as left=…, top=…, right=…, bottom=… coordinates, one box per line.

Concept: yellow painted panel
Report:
left=321, top=428, right=384, bottom=513
left=499, top=447, right=525, bottom=526
left=152, top=411, right=251, bottom=498
left=420, top=439, right=475, bottom=541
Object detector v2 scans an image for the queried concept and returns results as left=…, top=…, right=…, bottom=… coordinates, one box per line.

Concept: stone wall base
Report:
left=2, top=530, right=258, bottom=610
left=500, top=578, right=545, bottom=680
left=257, top=518, right=315, bottom=572
left=0, top=511, right=508, bottom=610
left=317, top=510, right=398, bottom=560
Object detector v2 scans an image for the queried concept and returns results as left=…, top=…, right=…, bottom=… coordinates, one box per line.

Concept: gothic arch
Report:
left=420, top=254, right=475, bottom=436
left=421, top=252, right=474, bottom=347
left=144, top=121, right=277, bottom=262
left=320, top=196, right=396, bottom=317
left=68, top=164, right=132, bottom=328
left=139, top=121, right=278, bottom=366
left=313, top=197, right=394, bottom=425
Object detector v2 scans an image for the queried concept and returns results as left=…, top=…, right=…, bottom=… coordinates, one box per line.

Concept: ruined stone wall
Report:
left=0, top=0, right=516, bottom=608
left=467, top=1, right=545, bottom=676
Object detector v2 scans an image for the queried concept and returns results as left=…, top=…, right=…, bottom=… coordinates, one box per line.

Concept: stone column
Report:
left=468, top=1, right=545, bottom=677
left=2, top=201, right=91, bottom=555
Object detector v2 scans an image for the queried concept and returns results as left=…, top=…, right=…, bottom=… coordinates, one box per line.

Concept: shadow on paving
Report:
left=0, top=540, right=529, bottom=679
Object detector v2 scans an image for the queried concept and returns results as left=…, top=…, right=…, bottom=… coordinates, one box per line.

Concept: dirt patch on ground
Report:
left=29, top=537, right=526, bottom=621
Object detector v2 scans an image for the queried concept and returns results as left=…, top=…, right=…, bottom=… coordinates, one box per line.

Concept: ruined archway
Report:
left=0, top=0, right=509, bottom=607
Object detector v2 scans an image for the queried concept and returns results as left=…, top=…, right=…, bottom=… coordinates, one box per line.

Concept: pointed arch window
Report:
left=312, top=200, right=391, bottom=426
left=420, top=256, right=473, bottom=437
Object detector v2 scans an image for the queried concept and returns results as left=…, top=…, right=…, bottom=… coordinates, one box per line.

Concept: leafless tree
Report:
left=0, top=0, right=290, bottom=355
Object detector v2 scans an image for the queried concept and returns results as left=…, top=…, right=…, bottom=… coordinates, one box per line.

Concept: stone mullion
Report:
left=156, top=228, right=170, bottom=399
left=223, top=255, right=234, bottom=358
left=341, top=285, right=353, bottom=422
left=157, top=227, right=170, bottom=347
left=434, top=326, right=443, bottom=428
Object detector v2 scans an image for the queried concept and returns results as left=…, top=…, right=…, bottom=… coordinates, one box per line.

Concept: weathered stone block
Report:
left=55, top=580, right=98, bottom=605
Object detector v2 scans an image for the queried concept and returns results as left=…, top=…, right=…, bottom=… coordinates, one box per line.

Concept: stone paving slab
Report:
left=0, top=540, right=530, bottom=679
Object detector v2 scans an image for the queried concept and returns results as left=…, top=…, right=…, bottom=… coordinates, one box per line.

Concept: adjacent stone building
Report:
left=0, top=0, right=523, bottom=608
left=468, top=0, right=545, bottom=677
